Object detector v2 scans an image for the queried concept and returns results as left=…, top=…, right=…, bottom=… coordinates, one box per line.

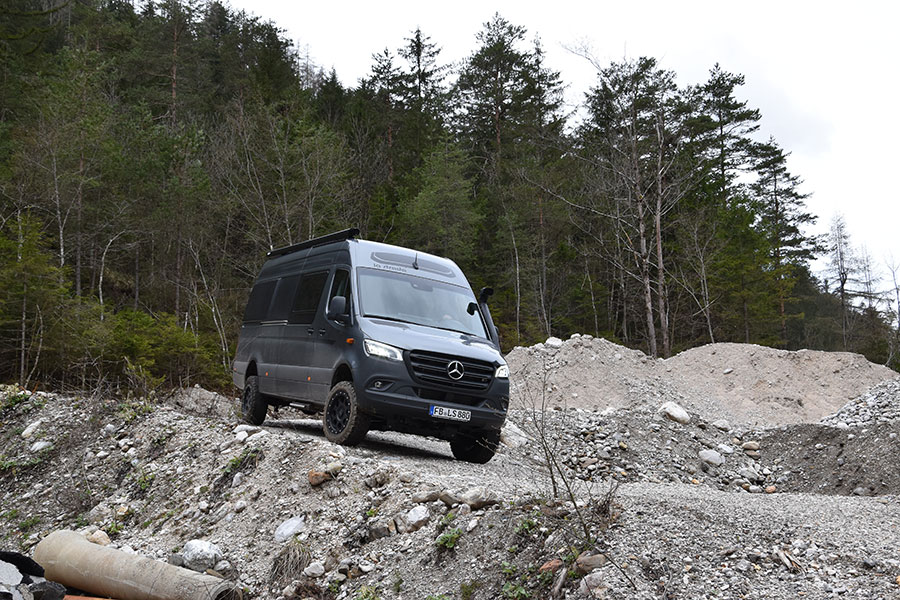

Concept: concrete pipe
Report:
left=33, top=530, right=240, bottom=600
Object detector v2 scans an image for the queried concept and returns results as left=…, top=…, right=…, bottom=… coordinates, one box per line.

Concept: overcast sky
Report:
left=229, top=0, right=899, bottom=286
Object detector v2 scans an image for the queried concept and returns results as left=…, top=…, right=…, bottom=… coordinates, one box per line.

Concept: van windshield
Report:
left=357, top=268, right=488, bottom=338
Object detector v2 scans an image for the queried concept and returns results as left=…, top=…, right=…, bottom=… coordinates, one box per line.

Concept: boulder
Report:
left=181, top=540, right=223, bottom=573
left=274, top=516, right=306, bottom=543
left=658, top=402, right=690, bottom=424
left=395, top=505, right=430, bottom=534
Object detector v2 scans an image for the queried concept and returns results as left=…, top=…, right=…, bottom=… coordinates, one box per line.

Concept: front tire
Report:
left=241, top=375, right=267, bottom=425
left=450, top=429, right=501, bottom=464
left=323, top=381, right=369, bottom=445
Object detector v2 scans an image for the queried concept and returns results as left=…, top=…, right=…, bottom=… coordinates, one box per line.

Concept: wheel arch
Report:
left=331, top=363, right=353, bottom=388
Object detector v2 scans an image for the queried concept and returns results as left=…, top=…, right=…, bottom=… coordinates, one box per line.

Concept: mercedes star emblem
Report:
left=447, top=360, right=465, bottom=380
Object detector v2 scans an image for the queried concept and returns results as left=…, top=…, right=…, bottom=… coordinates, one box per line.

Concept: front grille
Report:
left=407, top=350, right=494, bottom=391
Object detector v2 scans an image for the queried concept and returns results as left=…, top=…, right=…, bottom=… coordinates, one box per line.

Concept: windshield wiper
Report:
left=364, top=315, right=415, bottom=325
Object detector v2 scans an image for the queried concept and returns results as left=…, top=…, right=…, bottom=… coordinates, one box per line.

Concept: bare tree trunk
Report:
left=636, top=198, right=658, bottom=357
left=585, top=256, right=599, bottom=337
left=98, top=232, right=123, bottom=321
left=17, top=212, right=26, bottom=386
left=134, top=245, right=140, bottom=310
left=75, top=151, right=83, bottom=297
left=504, top=209, right=522, bottom=344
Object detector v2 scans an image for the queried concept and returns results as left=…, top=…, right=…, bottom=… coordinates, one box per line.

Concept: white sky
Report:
left=229, top=0, right=900, bottom=288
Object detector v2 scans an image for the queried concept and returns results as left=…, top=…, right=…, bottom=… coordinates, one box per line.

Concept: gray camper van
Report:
left=232, top=228, right=509, bottom=463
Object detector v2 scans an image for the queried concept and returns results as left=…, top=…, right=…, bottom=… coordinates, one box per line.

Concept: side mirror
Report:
left=466, top=302, right=478, bottom=316
left=327, top=296, right=348, bottom=322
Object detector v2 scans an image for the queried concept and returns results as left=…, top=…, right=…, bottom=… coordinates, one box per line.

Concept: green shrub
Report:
left=435, top=527, right=462, bottom=549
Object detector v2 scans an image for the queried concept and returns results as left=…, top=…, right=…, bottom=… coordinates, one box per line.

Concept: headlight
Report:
left=495, top=363, right=509, bottom=378
left=363, top=339, right=404, bottom=362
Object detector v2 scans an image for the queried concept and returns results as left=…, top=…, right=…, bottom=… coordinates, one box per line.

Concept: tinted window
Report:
left=329, top=269, right=351, bottom=309
left=243, top=280, right=276, bottom=322
left=291, top=271, right=328, bottom=324
left=268, top=275, right=300, bottom=321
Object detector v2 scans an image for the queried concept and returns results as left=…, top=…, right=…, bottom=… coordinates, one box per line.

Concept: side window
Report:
left=290, top=271, right=329, bottom=324
left=329, top=268, right=351, bottom=311
left=267, top=275, right=300, bottom=321
left=243, top=280, right=277, bottom=323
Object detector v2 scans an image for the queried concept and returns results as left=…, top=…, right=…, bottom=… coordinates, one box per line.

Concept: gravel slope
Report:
left=2, top=338, right=900, bottom=600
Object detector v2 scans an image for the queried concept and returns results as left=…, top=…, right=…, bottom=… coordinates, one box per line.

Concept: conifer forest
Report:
left=2, top=1, right=898, bottom=390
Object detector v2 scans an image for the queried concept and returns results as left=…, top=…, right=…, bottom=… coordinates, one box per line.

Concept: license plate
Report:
left=430, top=405, right=471, bottom=422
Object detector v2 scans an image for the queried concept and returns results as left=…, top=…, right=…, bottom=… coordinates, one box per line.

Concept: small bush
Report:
left=501, top=581, right=531, bottom=599
left=435, top=527, right=462, bottom=550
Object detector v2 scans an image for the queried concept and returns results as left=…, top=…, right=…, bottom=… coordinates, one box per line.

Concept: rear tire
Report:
left=323, top=381, right=369, bottom=445
left=241, top=375, right=267, bottom=425
left=450, top=429, right=501, bottom=464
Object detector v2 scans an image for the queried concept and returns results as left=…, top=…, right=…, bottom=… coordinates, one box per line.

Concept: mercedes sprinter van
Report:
left=232, top=228, right=509, bottom=463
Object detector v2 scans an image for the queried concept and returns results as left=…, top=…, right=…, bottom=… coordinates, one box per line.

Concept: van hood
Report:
left=359, top=316, right=503, bottom=364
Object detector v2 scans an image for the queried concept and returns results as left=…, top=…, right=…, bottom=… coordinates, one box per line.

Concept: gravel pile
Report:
left=821, top=377, right=900, bottom=427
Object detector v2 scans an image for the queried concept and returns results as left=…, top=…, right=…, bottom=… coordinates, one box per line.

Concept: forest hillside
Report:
left=1, top=1, right=898, bottom=390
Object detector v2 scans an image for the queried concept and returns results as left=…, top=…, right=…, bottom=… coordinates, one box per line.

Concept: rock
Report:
left=29, top=441, right=52, bottom=453
left=539, top=558, right=563, bottom=573
left=167, top=554, right=184, bottom=567
left=324, top=461, right=343, bottom=475
left=235, top=431, right=248, bottom=443
left=460, top=487, right=498, bottom=509
left=368, top=518, right=396, bottom=540
left=545, top=337, right=564, bottom=348
left=181, top=540, right=223, bottom=572
left=711, top=419, right=730, bottom=431
left=28, top=580, right=67, bottom=600
left=358, top=560, right=375, bottom=573
left=21, top=420, right=41, bottom=439
left=658, top=402, right=690, bottom=424
left=735, top=558, right=753, bottom=572
left=86, top=529, right=111, bottom=546
left=575, top=551, right=607, bottom=574
left=364, top=470, right=391, bottom=488
left=723, top=368, right=734, bottom=375
left=698, top=449, right=725, bottom=467
left=395, top=505, right=430, bottom=533
left=233, top=424, right=259, bottom=434
left=578, top=571, right=606, bottom=596
left=308, top=470, right=331, bottom=487
left=412, top=490, right=440, bottom=503
left=500, top=421, right=529, bottom=448
left=765, top=485, right=777, bottom=494
left=213, top=560, right=231, bottom=574
left=274, top=516, right=306, bottom=542
left=717, top=443, right=734, bottom=455
left=0, top=560, right=23, bottom=586
left=742, top=441, right=760, bottom=451
left=303, top=561, right=325, bottom=577
left=738, top=467, right=760, bottom=482
left=438, top=491, right=461, bottom=507
left=0, top=553, right=42, bottom=579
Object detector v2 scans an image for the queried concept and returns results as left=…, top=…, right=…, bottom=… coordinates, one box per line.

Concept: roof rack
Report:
left=266, top=227, right=360, bottom=258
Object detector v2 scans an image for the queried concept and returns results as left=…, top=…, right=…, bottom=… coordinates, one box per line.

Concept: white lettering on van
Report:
left=374, top=264, right=407, bottom=273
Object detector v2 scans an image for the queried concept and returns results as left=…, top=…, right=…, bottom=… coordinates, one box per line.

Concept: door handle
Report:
left=318, top=329, right=326, bottom=336
left=307, top=328, right=314, bottom=336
